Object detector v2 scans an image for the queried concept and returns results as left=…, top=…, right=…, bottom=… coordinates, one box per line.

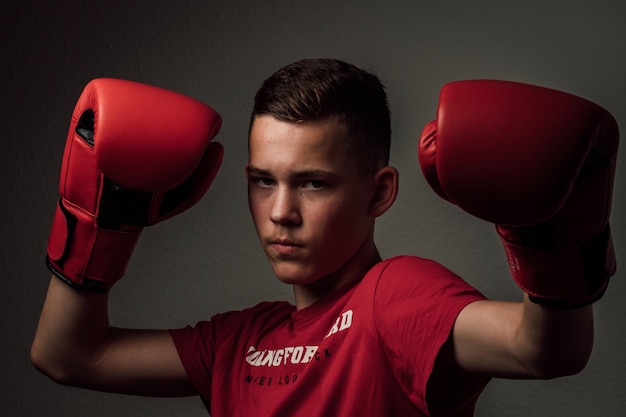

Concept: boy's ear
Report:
left=368, top=166, right=399, bottom=217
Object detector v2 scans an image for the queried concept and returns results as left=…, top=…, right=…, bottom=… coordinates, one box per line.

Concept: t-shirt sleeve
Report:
left=168, top=302, right=293, bottom=406
left=169, top=320, right=218, bottom=401
left=372, top=256, right=489, bottom=416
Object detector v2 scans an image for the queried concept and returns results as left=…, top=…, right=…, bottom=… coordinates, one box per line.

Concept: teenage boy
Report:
left=32, top=58, right=618, bottom=416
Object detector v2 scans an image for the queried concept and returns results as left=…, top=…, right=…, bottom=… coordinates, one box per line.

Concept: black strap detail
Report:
left=54, top=199, right=77, bottom=264
left=98, top=178, right=153, bottom=229
left=529, top=226, right=612, bottom=309
left=159, top=174, right=194, bottom=217
left=45, top=257, right=110, bottom=294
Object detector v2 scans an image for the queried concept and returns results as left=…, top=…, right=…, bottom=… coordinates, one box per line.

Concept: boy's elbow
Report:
left=521, top=303, right=595, bottom=380
left=529, top=345, right=592, bottom=380
left=31, top=342, right=79, bottom=386
left=31, top=343, right=61, bottom=383
left=533, top=359, right=589, bottom=380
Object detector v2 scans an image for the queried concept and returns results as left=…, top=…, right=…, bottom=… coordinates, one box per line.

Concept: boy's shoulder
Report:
left=364, top=255, right=483, bottom=303
left=368, top=255, right=457, bottom=282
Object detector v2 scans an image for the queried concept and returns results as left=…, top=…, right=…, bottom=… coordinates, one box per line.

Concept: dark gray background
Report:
left=2, top=1, right=624, bottom=415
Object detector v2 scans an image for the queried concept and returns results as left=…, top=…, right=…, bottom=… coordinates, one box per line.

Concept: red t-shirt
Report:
left=170, top=256, right=489, bottom=416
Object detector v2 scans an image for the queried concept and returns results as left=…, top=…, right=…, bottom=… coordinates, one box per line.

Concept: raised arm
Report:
left=31, top=78, right=224, bottom=395
left=449, top=295, right=594, bottom=379
left=32, top=276, right=193, bottom=396
left=419, top=80, right=618, bottom=378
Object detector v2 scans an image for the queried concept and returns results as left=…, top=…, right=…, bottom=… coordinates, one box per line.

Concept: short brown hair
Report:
left=250, top=58, right=391, bottom=171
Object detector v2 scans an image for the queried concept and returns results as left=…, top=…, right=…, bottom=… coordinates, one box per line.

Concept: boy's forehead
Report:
left=249, top=116, right=350, bottom=151
left=248, top=116, right=358, bottom=172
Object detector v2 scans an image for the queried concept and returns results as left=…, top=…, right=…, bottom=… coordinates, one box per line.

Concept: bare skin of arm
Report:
left=448, top=294, right=594, bottom=379
left=31, top=276, right=195, bottom=397
left=32, top=268, right=593, bottom=397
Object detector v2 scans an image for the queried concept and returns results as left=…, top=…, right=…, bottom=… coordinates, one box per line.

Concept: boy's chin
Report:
left=273, top=272, right=317, bottom=286
left=270, top=263, right=319, bottom=286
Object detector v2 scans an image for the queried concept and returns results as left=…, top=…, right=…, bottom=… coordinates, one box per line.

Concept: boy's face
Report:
left=247, top=115, right=379, bottom=288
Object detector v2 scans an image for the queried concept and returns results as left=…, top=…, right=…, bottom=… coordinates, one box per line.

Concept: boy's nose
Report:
left=270, top=187, right=302, bottom=226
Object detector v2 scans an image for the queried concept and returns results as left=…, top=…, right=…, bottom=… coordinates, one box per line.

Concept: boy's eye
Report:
left=303, top=180, right=326, bottom=190
left=252, top=177, right=275, bottom=187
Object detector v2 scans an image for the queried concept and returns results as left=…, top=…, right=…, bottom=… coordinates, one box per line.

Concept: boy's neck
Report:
left=292, top=244, right=382, bottom=310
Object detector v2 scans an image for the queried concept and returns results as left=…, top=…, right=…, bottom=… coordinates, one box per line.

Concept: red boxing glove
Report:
left=46, top=78, right=223, bottom=292
left=419, top=80, right=619, bottom=308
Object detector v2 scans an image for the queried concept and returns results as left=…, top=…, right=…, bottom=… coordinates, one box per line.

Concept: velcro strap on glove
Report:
left=46, top=199, right=141, bottom=292
left=499, top=224, right=615, bottom=308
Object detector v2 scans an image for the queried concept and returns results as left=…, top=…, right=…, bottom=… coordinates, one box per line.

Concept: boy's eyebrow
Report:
left=246, top=165, right=336, bottom=179
left=246, top=165, right=270, bottom=176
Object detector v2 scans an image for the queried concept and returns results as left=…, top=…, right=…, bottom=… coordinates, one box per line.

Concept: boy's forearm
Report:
left=31, top=276, right=111, bottom=383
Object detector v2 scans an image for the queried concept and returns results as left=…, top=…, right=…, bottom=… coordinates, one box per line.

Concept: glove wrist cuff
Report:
left=499, top=225, right=615, bottom=308
left=46, top=199, right=142, bottom=291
